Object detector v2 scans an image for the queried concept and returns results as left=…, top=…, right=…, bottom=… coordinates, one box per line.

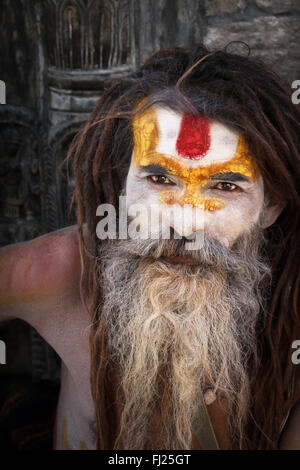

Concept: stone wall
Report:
left=138, top=0, right=300, bottom=84
left=1, top=0, right=299, bottom=110
left=203, top=0, right=300, bottom=83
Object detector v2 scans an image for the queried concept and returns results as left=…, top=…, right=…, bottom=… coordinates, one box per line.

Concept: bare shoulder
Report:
left=0, top=225, right=82, bottom=320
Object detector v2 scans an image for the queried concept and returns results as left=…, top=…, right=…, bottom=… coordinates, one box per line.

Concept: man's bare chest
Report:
left=38, top=302, right=233, bottom=450
left=54, top=361, right=97, bottom=449
left=33, top=301, right=96, bottom=449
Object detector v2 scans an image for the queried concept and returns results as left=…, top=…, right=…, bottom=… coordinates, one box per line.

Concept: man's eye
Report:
left=215, top=182, right=238, bottom=191
left=147, top=175, right=174, bottom=185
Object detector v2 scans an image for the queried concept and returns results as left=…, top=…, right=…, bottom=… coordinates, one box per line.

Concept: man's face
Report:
left=126, top=105, right=264, bottom=247
left=100, top=105, right=275, bottom=449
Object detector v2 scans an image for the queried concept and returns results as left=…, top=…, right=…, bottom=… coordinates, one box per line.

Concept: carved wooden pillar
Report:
left=0, top=106, right=41, bottom=246
left=43, top=0, right=136, bottom=126
left=39, top=0, right=137, bottom=231
left=0, top=0, right=205, bottom=383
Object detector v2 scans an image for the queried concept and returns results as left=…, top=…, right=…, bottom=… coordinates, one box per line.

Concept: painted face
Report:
left=125, top=105, right=264, bottom=247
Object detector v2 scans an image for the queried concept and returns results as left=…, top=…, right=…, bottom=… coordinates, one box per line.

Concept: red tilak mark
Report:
left=176, top=114, right=210, bottom=160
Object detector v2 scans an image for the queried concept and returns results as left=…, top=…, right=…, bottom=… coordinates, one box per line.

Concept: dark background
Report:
left=0, top=0, right=299, bottom=449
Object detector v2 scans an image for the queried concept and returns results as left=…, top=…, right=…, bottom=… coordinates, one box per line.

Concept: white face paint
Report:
left=125, top=106, right=265, bottom=247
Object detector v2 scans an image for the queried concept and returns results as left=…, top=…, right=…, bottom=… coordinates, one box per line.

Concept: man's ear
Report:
left=261, top=202, right=285, bottom=229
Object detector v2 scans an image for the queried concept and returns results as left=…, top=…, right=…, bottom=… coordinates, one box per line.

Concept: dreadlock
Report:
left=66, top=44, right=300, bottom=449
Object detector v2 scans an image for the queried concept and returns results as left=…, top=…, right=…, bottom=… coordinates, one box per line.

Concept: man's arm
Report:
left=0, top=225, right=82, bottom=327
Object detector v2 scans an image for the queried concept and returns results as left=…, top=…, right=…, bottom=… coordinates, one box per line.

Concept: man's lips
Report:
left=163, top=255, right=199, bottom=265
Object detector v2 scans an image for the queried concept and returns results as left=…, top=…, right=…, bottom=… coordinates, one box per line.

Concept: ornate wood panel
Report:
left=41, top=0, right=138, bottom=232
left=43, top=0, right=135, bottom=70
left=0, top=0, right=206, bottom=382
left=0, top=0, right=139, bottom=382
left=0, top=105, right=41, bottom=246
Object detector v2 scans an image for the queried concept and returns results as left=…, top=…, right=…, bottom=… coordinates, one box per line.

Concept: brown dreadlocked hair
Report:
left=66, top=45, right=300, bottom=449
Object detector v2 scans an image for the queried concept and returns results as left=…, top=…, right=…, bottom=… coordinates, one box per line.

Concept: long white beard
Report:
left=97, top=228, right=270, bottom=449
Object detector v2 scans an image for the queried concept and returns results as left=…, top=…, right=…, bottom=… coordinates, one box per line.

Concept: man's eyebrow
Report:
left=138, top=164, right=170, bottom=175
left=209, top=172, right=251, bottom=182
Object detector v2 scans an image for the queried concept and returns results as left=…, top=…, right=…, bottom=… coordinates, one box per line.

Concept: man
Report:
left=0, top=45, right=300, bottom=450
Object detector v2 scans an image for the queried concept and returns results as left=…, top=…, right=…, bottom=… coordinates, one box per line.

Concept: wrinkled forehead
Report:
left=132, top=105, right=246, bottom=168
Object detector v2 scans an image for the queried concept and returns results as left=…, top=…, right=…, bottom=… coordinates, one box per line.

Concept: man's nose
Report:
left=170, top=206, right=204, bottom=238
left=171, top=221, right=198, bottom=238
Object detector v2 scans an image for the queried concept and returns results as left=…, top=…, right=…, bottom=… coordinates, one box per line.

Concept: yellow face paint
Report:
left=132, top=106, right=260, bottom=210
left=159, top=190, right=225, bottom=211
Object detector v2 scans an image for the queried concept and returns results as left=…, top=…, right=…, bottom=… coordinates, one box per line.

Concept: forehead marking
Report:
left=132, top=106, right=260, bottom=210
left=176, top=113, right=210, bottom=160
